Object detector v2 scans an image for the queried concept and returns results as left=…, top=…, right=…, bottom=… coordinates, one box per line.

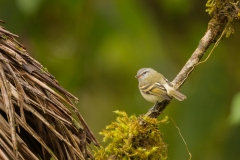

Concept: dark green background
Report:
left=1, top=1, right=240, bottom=159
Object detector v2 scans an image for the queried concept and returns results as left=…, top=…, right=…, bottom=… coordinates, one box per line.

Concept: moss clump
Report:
left=94, top=111, right=168, bottom=160
left=206, top=0, right=240, bottom=37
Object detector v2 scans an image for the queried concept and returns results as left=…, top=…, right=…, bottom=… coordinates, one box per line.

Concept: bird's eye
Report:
left=143, top=71, right=147, bottom=74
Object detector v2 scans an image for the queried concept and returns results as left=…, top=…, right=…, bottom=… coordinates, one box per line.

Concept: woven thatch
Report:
left=0, top=20, right=99, bottom=160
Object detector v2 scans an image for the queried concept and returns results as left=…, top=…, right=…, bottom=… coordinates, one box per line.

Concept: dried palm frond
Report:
left=0, top=20, right=99, bottom=160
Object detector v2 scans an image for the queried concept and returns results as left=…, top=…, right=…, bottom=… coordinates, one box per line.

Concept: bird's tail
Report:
left=168, top=89, right=187, bottom=101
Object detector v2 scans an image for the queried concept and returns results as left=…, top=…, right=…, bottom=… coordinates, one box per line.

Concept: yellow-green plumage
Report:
left=136, top=68, right=186, bottom=103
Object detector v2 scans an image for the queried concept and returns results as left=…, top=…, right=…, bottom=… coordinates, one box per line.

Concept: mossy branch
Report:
left=146, top=0, right=240, bottom=118
left=94, top=111, right=169, bottom=160
left=94, top=1, right=240, bottom=159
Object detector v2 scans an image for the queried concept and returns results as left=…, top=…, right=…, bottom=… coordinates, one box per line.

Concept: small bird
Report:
left=135, top=68, right=186, bottom=103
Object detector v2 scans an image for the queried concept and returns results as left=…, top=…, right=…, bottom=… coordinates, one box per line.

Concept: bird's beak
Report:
left=135, top=75, right=140, bottom=78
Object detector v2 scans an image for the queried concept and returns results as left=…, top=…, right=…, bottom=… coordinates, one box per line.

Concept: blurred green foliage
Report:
left=229, top=92, right=240, bottom=126
left=1, top=0, right=240, bottom=159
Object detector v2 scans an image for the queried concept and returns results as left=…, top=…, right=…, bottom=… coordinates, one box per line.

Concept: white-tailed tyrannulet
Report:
left=135, top=68, right=186, bottom=103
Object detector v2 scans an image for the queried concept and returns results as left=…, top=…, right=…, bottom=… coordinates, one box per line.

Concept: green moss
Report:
left=1, top=34, right=7, bottom=40
left=94, top=111, right=168, bottom=160
left=206, top=0, right=240, bottom=37
left=206, top=0, right=218, bottom=15
left=41, top=67, right=48, bottom=73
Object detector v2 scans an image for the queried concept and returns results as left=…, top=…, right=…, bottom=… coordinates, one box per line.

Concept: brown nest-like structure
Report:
left=0, top=20, right=99, bottom=160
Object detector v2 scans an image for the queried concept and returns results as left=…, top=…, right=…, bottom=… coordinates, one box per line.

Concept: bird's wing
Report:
left=140, top=83, right=169, bottom=98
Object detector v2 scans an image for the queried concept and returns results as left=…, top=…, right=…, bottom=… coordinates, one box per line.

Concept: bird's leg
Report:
left=146, top=100, right=170, bottom=117
left=148, top=102, right=161, bottom=113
